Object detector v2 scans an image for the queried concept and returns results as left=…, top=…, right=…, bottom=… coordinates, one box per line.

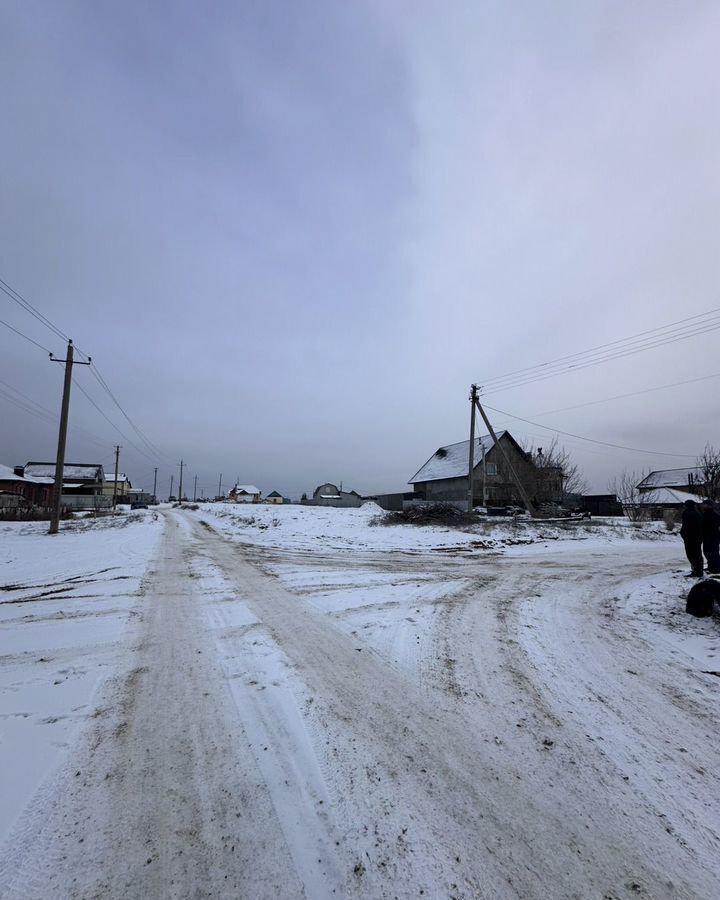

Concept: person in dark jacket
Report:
left=700, top=498, right=720, bottom=574
left=680, top=500, right=703, bottom=577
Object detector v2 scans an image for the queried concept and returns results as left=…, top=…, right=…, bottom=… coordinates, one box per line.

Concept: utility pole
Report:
left=178, top=459, right=185, bottom=502
left=218, top=473, right=222, bottom=499
left=193, top=474, right=198, bottom=502
left=49, top=339, right=91, bottom=535
left=169, top=473, right=174, bottom=500
left=152, top=467, right=158, bottom=503
left=467, top=384, right=478, bottom=513
left=474, top=393, right=537, bottom=517
left=112, top=444, right=121, bottom=509
left=482, top=442, right=488, bottom=506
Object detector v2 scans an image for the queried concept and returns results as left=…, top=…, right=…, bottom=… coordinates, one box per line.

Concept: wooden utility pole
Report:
left=482, top=441, right=488, bottom=506
left=112, top=444, right=121, bottom=509
left=49, top=340, right=91, bottom=534
left=474, top=395, right=537, bottom=517
left=178, top=459, right=185, bottom=502
left=152, top=467, right=158, bottom=503
left=169, top=474, right=174, bottom=500
left=467, top=384, right=478, bottom=513
left=218, top=473, right=223, bottom=499
left=193, top=474, right=198, bottom=502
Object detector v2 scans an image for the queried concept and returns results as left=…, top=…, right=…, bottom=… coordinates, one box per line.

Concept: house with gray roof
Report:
left=18, top=462, right=105, bottom=496
left=636, top=467, right=705, bottom=494
left=409, top=431, right=563, bottom=506
left=311, top=483, right=362, bottom=508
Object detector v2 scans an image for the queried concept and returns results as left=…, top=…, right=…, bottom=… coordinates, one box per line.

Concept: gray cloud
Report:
left=1, top=1, right=718, bottom=498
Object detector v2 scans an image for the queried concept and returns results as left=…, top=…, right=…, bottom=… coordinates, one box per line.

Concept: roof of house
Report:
left=636, top=487, right=706, bottom=505
left=107, top=473, right=129, bottom=483
left=409, top=432, right=513, bottom=484
left=637, top=467, right=704, bottom=490
left=266, top=491, right=283, bottom=498
left=0, top=463, right=24, bottom=482
left=230, top=484, right=261, bottom=494
left=24, top=462, right=104, bottom=480
left=0, top=463, right=54, bottom=485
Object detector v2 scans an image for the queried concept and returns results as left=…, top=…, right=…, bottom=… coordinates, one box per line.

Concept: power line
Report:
left=479, top=309, right=720, bottom=394
left=482, top=320, right=720, bottom=395
left=487, top=321, right=720, bottom=394
left=0, top=273, right=168, bottom=461
left=0, top=279, right=69, bottom=343
left=88, top=363, right=170, bottom=462
left=480, top=307, right=720, bottom=389
left=0, top=387, right=58, bottom=427
left=72, top=378, right=159, bottom=464
left=482, top=402, right=697, bottom=459
left=0, top=377, right=58, bottom=419
left=526, top=371, right=720, bottom=419
left=0, top=317, right=53, bottom=354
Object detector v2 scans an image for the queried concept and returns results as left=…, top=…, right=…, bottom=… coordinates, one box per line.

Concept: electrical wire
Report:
left=0, top=279, right=69, bottom=343
left=480, top=307, right=720, bottom=389
left=88, top=364, right=170, bottom=462
left=479, top=309, right=720, bottom=394
left=72, top=378, right=159, bottom=464
left=481, top=402, right=698, bottom=458
left=0, top=317, right=53, bottom=354
left=483, top=322, right=720, bottom=395
left=0, top=376, right=121, bottom=451
left=0, top=274, right=169, bottom=462
left=525, top=372, right=720, bottom=419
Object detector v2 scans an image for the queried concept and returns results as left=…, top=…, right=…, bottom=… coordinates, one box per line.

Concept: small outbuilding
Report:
left=312, top=483, right=362, bottom=508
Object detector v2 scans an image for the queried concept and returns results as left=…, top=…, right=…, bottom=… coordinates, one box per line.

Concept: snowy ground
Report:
left=1, top=503, right=718, bottom=899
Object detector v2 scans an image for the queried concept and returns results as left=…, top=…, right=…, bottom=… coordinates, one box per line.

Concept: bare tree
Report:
left=608, top=469, right=648, bottom=522
left=696, top=443, right=720, bottom=500
left=521, top=437, right=588, bottom=501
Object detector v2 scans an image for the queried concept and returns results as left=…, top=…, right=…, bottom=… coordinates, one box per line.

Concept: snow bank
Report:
left=190, top=502, right=676, bottom=555
left=0, top=511, right=164, bottom=843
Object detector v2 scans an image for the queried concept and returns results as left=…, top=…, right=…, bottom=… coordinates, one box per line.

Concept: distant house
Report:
left=228, top=484, right=261, bottom=503
left=633, top=487, right=706, bottom=520
left=18, top=462, right=105, bottom=496
left=637, top=468, right=705, bottom=495
left=312, top=483, right=362, bottom=508
left=409, top=431, right=562, bottom=506
left=265, top=490, right=286, bottom=505
left=100, top=473, right=132, bottom=498
left=0, top=463, right=53, bottom=508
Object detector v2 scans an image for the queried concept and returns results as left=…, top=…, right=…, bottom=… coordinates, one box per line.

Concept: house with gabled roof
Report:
left=409, top=430, right=562, bottom=506
left=100, top=473, right=132, bottom=498
left=18, top=462, right=105, bottom=496
left=265, top=490, right=287, bottom=505
left=228, top=484, right=261, bottom=503
left=311, top=483, right=362, bottom=508
left=0, top=463, right=53, bottom=508
left=636, top=467, right=705, bottom=494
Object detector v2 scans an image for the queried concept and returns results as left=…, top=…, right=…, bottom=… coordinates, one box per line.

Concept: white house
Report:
left=228, top=484, right=261, bottom=503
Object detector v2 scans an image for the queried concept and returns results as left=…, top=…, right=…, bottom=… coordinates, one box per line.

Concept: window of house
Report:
left=485, top=462, right=497, bottom=476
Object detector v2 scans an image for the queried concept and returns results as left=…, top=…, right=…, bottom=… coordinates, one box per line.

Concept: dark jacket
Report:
left=680, top=506, right=702, bottom=542
left=701, top=507, right=720, bottom=544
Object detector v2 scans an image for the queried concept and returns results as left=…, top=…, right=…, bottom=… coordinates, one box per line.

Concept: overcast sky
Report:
left=1, top=0, right=719, bottom=498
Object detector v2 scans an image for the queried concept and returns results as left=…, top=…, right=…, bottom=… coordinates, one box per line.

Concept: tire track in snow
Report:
left=189, top=515, right=709, bottom=900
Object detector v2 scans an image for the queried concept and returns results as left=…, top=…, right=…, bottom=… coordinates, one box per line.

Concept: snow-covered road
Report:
left=1, top=507, right=718, bottom=899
